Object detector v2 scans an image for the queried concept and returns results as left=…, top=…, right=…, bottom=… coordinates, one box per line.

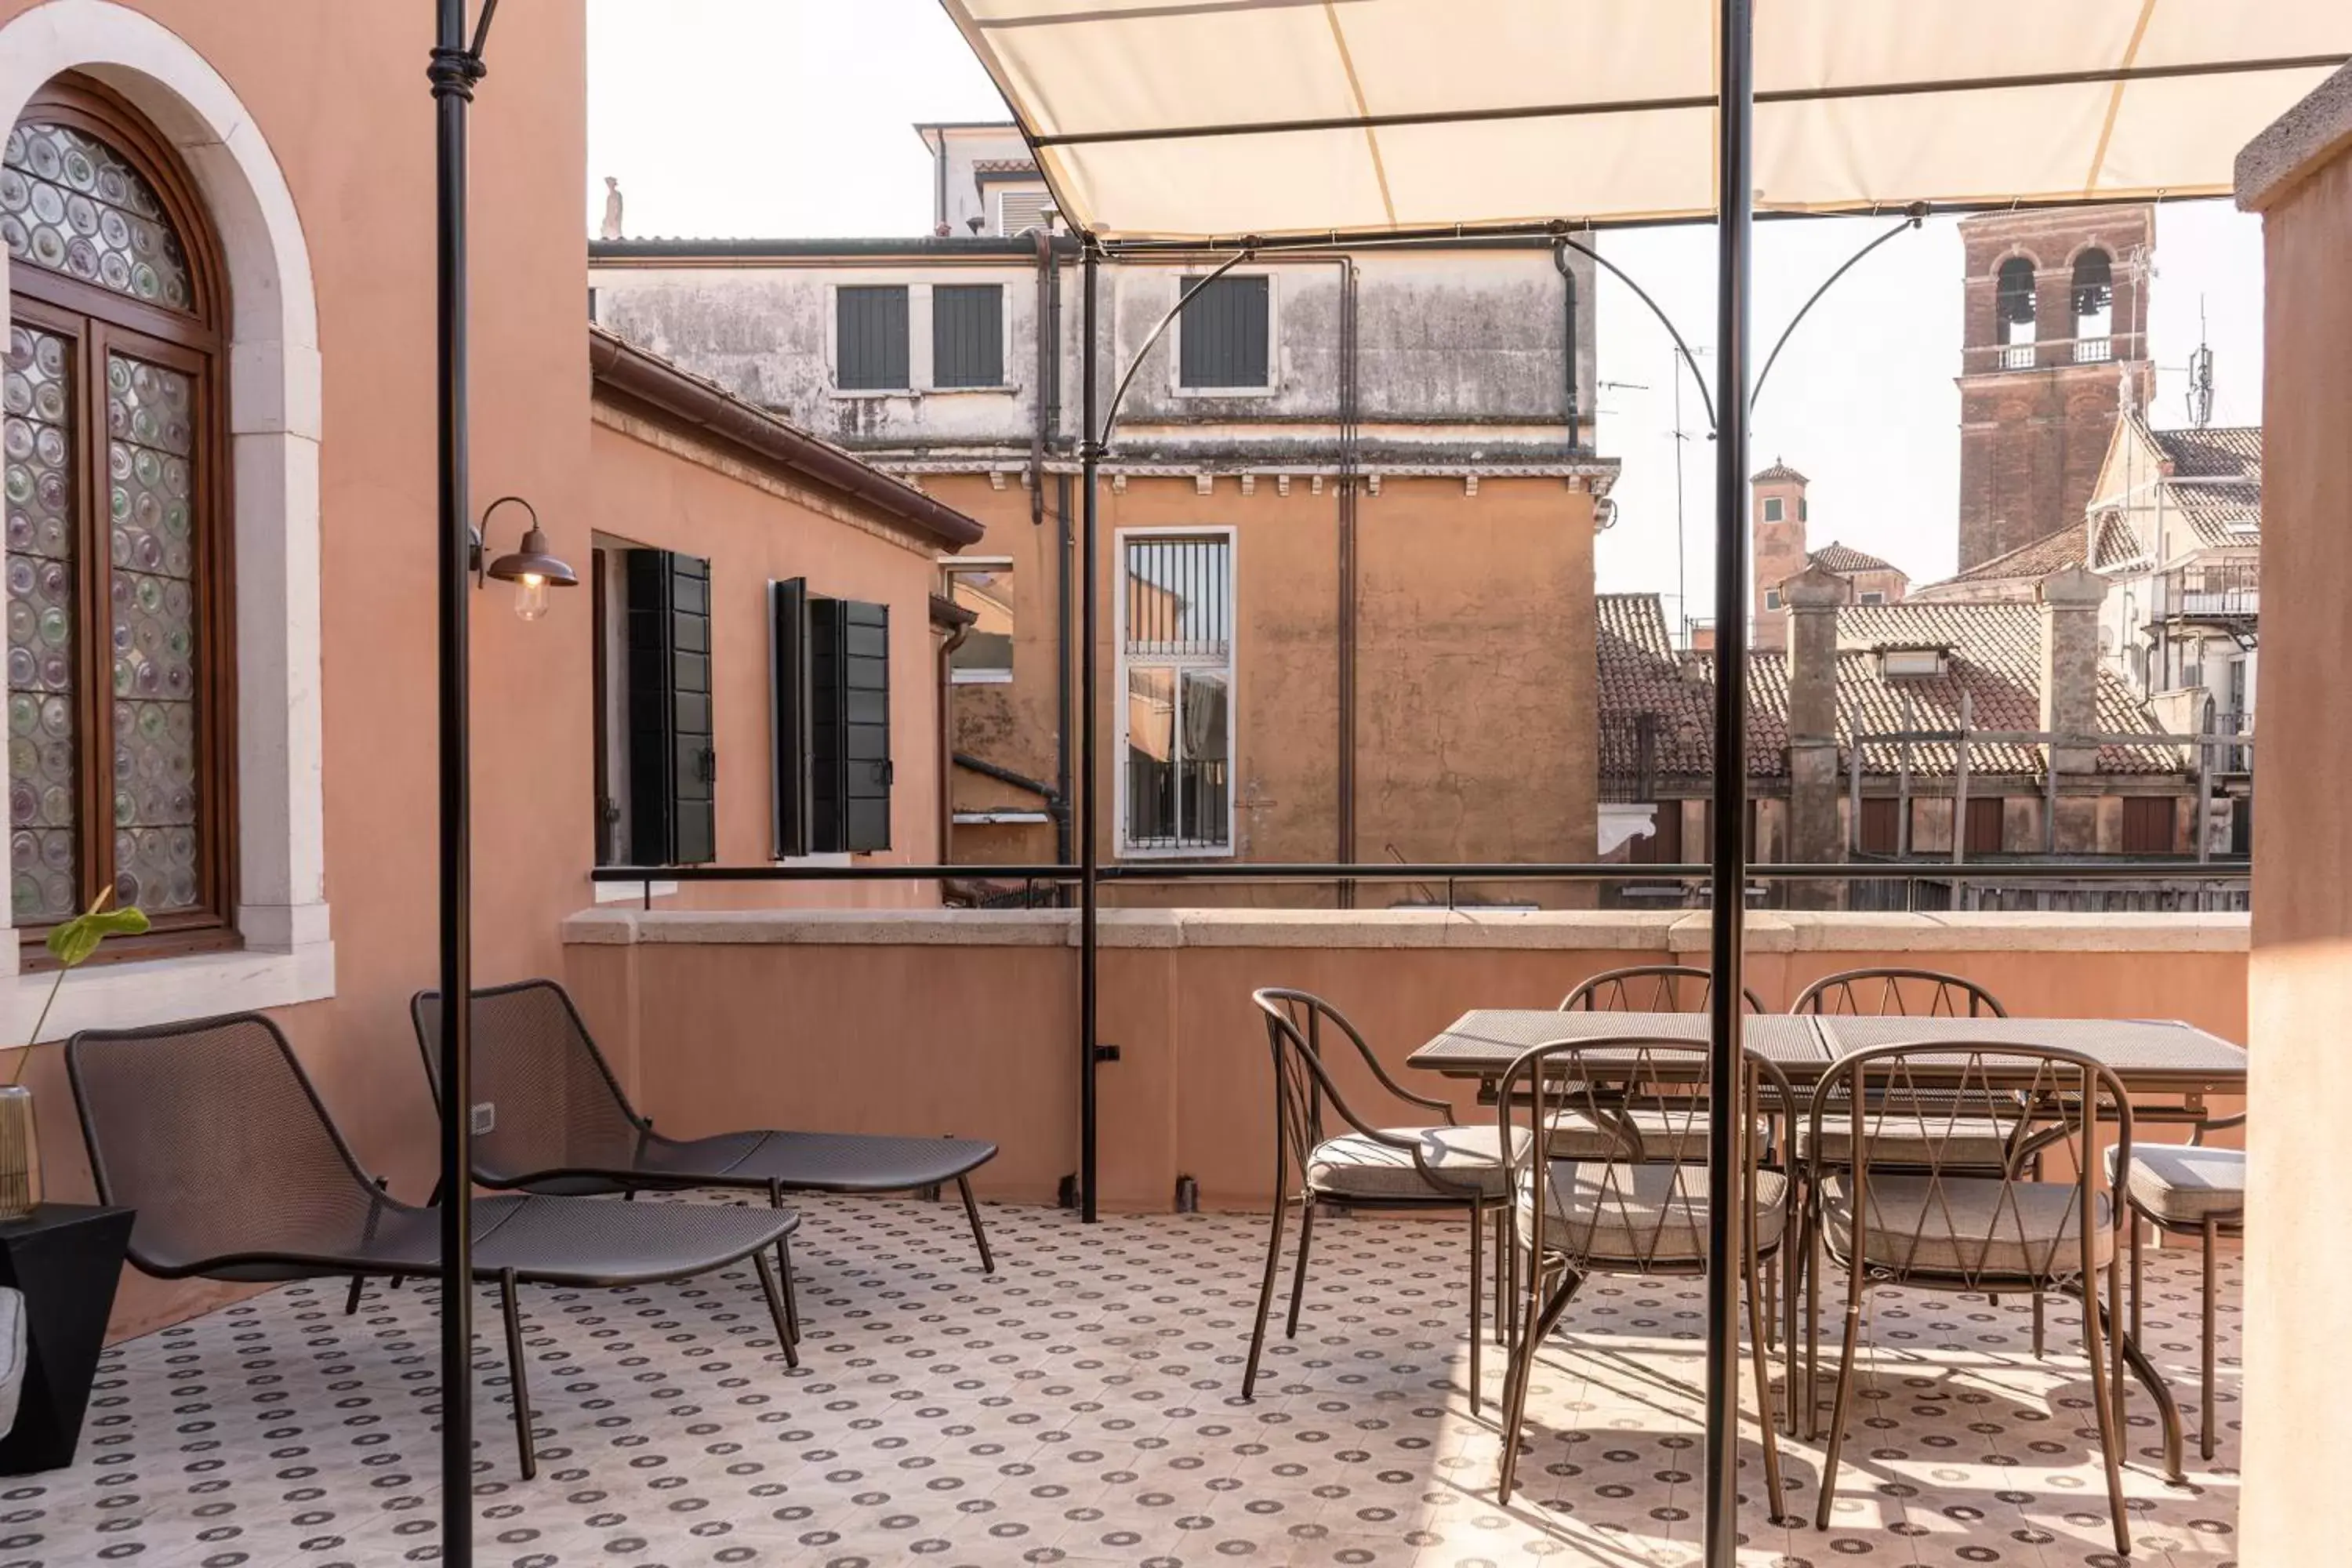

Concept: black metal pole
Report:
left=1078, top=242, right=1101, bottom=1223
left=428, top=2, right=483, bottom=1561
left=1705, top=2, right=1755, bottom=1563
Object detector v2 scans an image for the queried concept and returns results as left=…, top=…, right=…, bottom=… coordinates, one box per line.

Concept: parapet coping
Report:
left=562, top=906, right=2249, bottom=954
left=2238, top=60, right=2352, bottom=212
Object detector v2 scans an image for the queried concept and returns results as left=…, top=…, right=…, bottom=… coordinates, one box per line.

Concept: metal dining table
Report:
left=1406, top=1007, right=2249, bottom=1483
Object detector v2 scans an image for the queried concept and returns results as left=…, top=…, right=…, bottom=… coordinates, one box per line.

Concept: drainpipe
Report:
left=1559, top=252, right=1581, bottom=452
left=1031, top=230, right=1053, bottom=526
left=938, top=613, right=971, bottom=866
left=1045, top=230, right=1075, bottom=872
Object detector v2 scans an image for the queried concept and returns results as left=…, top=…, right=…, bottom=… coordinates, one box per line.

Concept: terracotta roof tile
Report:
left=1808, top=541, right=1898, bottom=575
left=1751, top=460, right=1808, bottom=484
left=1932, top=525, right=2091, bottom=586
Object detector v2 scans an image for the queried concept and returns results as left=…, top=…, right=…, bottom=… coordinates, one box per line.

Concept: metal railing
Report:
left=2156, top=561, right=2259, bottom=621
left=1998, top=343, right=2034, bottom=369
left=1123, top=755, right=1230, bottom=851
left=2074, top=336, right=2114, bottom=364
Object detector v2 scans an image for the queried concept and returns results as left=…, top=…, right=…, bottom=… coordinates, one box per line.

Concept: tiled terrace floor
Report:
left=31, top=1196, right=2235, bottom=1566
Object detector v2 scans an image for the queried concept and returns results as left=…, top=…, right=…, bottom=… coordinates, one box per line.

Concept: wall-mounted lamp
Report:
left=470, top=495, right=577, bottom=621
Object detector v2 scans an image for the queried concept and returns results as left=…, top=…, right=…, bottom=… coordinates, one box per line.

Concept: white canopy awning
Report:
left=942, top=1, right=2350, bottom=241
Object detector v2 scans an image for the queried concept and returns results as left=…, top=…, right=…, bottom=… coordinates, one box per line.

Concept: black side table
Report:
left=0, top=1203, right=134, bottom=1474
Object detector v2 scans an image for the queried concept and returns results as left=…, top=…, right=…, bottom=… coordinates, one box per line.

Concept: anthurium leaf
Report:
left=44, top=904, right=150, bottom=969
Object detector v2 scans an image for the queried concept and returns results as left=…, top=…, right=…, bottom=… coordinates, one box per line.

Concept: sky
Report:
left=587, top=1, right=2268, bottom=632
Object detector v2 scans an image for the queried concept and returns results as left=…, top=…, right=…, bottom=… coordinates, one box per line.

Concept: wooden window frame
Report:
left=8, top=77, right=236, bottom=967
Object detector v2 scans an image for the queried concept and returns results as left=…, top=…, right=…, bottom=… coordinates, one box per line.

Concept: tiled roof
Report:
left=972, top=158, right=1040, bottom=176
left=1752, top=460, right=1808, bottom=484
left=2150, top=425, right=2262, bottom=547
left=2091, top=510, right=2152, bottom=570
left=1807, top=541, right=1898, bottom=575
left=1596, top=593, right=2179, bottom=783
left=1933, top=524, right=2090, bottom=585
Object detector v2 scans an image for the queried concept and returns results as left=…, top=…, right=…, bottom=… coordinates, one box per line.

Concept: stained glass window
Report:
left=4, top=323, right=78, bottom=922
left=3, top=85, right=225, bottom=948
left=0, top=120, right=192, bottom=310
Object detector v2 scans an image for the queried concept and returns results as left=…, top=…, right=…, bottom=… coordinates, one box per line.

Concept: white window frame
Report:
left=990, top=184, right=1054, bottom=236
left=1114, top=526, right=1237, bottom=859
left=943, top=555, right=1015, bottom=685
left=1167, top=271, right=1279, bottom=398
left=825, top=278, right=1019, bottom=398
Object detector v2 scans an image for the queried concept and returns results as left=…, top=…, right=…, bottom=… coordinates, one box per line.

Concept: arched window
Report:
left=2071, top=249, right=2113, bottom=359
left=2, top=75, right=229, bottom=953
left=1994, top=256, right=2036, bottom=347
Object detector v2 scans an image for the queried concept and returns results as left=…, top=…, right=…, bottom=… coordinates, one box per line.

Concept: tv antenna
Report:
left=2183, top=298, right=2215, bottom=428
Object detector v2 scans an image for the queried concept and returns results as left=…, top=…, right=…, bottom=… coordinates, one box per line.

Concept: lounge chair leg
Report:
left=2201, top=1218, right=2219, bottom=1461
left=2031, top=1291, right=2045, bottom=1359
left=766, top=1181, right=802, bottom=1344
left=1744, top=1255, right=1785, bottom=1523
left=753, top=1250, right=799, bottom=1370
left=955, top=1174, right=996, bottom=1276
left=2129, top=1210, right=2145, bottom=1344
left=1491, top=1205, right=1508, bottom=1348
left=497, top=1269, right=536, bottom=1482
left=1813, top=1279, right=1869, bottom=1533
left=1497, top=1266, right=1583, bottom=1505
left=2077, top=1279, right=2132, bottom=1557
left=344, top=1276, right=365, bottom=1316
left=1283, top=1199, right=1316, bottom=1340
left=1241, top=1195, right=1290, bottom=1400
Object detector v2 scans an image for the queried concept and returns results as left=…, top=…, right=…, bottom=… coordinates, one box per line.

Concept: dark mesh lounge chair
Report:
left=411, top=981, right=1000, bottom=1300
left=67, top=1012, right=801, bottom=1479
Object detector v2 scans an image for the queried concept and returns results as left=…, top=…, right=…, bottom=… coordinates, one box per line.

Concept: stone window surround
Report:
left=0, top=2, right=330, bottom=1037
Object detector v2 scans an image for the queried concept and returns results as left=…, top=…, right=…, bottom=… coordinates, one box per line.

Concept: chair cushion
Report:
left=1798, top=1112, right=2016, bottom=1170
left=0, top=1287, right=23, bottom=1439
left=1515, top=1160, right=1788, bottom=1265
left=1306, top=1124, right=1521, bottom=1201
left=2107, top=1142, right=2245, bottom=1225
left=1820, top=1173, right=2112, bottom=1282
left=1544, top=1107, right=1770, bottom=1161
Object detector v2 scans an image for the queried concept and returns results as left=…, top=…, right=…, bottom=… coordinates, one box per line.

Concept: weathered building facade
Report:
left=589, top=125, right=1616, bottom=900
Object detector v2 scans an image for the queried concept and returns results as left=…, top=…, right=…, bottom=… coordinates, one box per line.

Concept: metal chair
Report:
left=65, top=1011, right=800, bottom=1478
left=1804, top=1040, right=2135, bottom=1555
left=2110, top=1109, right=2244, bottom=1460
left=1790, top=967, right=2008, bottom=1020
left=412, top=981, right=999, bottom=1330
left=1243, top=988, right=1519, bottom=1411
left=1491, top=1034, right=1795, bottom=1509
left=1559, top=964, right=1766, bottom=1014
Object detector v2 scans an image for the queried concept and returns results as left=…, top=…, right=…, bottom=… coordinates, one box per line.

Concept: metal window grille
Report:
left=836, top=285, right=909, bottom=390
left=1177, top=274, right=1270, bottom=389
left=1121, top=535, right=1233, bottom=852
left=932, top=285, right=1004, bottom=389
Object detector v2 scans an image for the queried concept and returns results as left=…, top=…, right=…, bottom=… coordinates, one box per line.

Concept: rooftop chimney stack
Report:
left=1783, top=563, right=1849, bottom=905
left=2038, top=565, right=2108, bottom=780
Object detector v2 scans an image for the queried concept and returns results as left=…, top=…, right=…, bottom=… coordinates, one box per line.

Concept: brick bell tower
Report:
left=1955, top=206, right=2156, bottom=570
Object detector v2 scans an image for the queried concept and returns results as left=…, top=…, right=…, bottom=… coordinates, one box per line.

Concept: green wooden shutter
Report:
left=770, top=578, right=812, bottom=858
left=810, top=598, right=892, bottom=853
left=624, top=550, right=716, bottom=866
left=932, top=284, right=1004, bottom=388
left=1178, top=274, right=1269, bottom=388
left=836, top=285, right=910, bottom=390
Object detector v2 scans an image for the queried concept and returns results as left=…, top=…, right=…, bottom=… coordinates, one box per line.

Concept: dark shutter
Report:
left=1858, top=797, right=1900, bottom=855
left=810, top=598, right=893, bottom=853
left=624, top=550, right=716, bottom=866
left=770, top=579, right=812, bottom=858
left=1178, top=274, right=1269, bottom=388
left=1964, top=796, right=2005, bottom=855
left=1630, top=801, right=1682, bottom=866
left=837, top=285, right=909, bottom=390
left=932, top=284, right=1004, bottom=388
left=2121, top=796, right=2176, bottom=853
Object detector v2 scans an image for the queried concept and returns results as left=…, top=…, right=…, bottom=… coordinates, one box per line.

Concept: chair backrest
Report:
left=67, top=1011, right=379, bottom=1276
left=1806, top=1039, right=2129, bottom=1289
left=411, top=980, right=647, bottom=1185
left=1560, top=964, right=1766, bottom=1015
left=1495, top=1034, right=1795, bottom=1275
left=1791, top=967, right=2007, bottom=1018
left=1250, top=988, right=1457, bottom=1187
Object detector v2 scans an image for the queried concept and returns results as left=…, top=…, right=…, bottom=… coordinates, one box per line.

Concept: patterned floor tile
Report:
left=0, top=1196, right=2237, bottom=1566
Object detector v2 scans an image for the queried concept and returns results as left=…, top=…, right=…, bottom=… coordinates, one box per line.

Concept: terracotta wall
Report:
left=565, top=907, right=2249, bottom=1214
left=584, top=416, right=946, bottom=908
left=934, top=470, right=1601, bottom=904
left=0, top=1, right=592, bottom=1340
left=2236, top=64, right=2352, bottom=1568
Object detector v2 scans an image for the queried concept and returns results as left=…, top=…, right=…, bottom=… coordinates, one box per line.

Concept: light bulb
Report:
left=514, top=572, right=550, bottom=622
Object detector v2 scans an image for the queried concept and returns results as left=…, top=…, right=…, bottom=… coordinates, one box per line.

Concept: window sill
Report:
left=1116, top=844, right=1238, bottom=862
left=0, top=936, right=334, bottom=1044
left=1169, top=384, right=1277, bottom=399
left=593, top=878, right=680, bottom=905
left=927, top=384, right=1019, bottom=397
left=828, top=387, right=919, bottom=400
left=951, top=670, right=1014, bottom=685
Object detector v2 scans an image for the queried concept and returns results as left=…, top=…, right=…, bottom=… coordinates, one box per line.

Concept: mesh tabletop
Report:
left=1813, top=1016, right=2247, bottom=1090
left=1409, top=1010, right=1828, bottom=1073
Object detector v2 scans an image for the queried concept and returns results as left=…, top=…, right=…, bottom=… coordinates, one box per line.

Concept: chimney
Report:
left=2038, top=566, right=2107, bottom=777
left=1782, top=563, right=1848, bottom=904
left=1751, top=461, right=1809, bottom=650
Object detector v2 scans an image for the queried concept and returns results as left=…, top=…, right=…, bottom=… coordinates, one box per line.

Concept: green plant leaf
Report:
left=45, top=903, right=150, bottom=969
